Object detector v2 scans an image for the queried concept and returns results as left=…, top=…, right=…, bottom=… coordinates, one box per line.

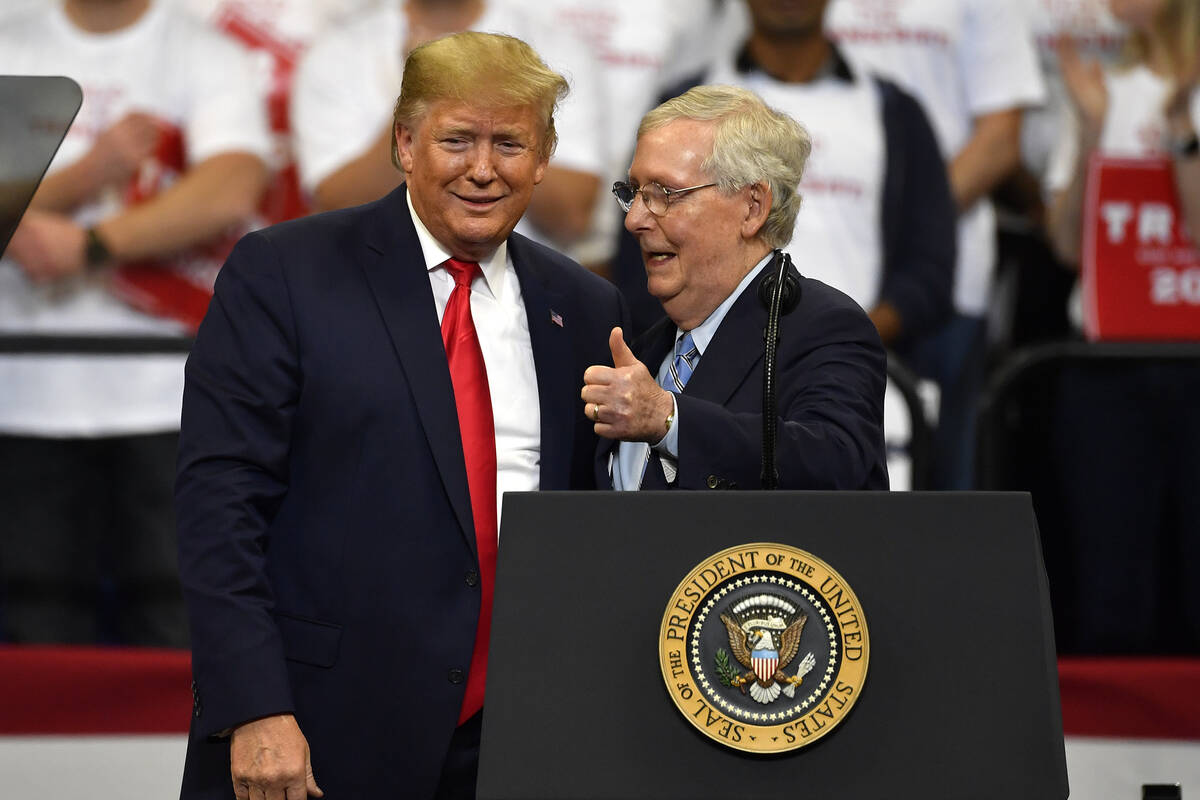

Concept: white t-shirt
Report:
left=707, top=55, right=886, bottom=313
left=291, top=0, right=607, bottom=223
left=0, top=0, right=271, bottom=437
left=826, top=0, right=1046, bottom=316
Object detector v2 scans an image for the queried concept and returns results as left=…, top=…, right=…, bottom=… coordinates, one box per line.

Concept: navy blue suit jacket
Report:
left=598, top=264, right=888, bottom=491
left=176, top=187, right=626, bottom=798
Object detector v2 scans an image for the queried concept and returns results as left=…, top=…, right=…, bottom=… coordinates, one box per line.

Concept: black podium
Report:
left=478, top=491, right=1068, bottom=800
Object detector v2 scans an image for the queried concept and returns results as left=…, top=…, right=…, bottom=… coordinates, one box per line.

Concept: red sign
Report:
left=1082, top=155, right=1200, bottom=341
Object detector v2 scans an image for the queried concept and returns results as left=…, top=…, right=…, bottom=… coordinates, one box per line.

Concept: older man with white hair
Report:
left=582, top=85, right=888, bottom=492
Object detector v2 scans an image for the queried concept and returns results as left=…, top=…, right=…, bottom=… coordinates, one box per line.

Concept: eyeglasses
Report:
left=611, top=180, right=717, bottom=215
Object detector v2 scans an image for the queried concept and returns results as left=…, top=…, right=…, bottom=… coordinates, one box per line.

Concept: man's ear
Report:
left=741, top=181, right=771, bottom=239
left=395, top=122, right=416, bottom=174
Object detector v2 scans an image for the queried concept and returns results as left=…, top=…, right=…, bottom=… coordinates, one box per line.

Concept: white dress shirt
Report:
left=406, top=192, right=541, bottom=532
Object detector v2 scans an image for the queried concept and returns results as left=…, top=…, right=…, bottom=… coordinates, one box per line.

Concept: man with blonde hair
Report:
left=582, top=85, right=887, bottom=491
left=177, top=31, right=625, bottom=799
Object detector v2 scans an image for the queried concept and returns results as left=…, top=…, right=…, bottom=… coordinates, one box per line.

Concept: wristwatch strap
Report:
left=84, top=226, right=111, bottom=269
left=1168, top=131, right=1200, bottom=159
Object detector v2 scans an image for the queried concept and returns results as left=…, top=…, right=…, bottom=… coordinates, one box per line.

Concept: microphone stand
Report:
left=760, top=250, right=794, bottom=490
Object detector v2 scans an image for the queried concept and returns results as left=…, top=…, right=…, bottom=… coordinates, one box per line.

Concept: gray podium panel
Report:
left=479, top=491, right=1067, bottom=800
left=1, top=75, right=81, bottom=254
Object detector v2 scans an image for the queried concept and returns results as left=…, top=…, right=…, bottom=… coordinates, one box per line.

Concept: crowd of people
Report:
left=0, top=0, right=1197, bottom=659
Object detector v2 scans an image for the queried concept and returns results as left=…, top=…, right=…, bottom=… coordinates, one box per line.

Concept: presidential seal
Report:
left=659, top=543, right=869, bottom=754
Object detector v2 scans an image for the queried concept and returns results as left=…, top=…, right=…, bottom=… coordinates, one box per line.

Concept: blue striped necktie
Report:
left=643, top=331, right=699, bottom=488
left=665, top=332, right=699, bottom=392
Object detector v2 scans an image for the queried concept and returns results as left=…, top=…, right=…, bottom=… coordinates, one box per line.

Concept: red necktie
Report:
left=441, top=258, right=497, bottom=724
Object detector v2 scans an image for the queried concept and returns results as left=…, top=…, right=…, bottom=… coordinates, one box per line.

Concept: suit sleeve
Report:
left=176, top=231, right=300, bottom=738
left=673, top=301, right=887, bottom=490
left=877, top=79, right=956, bottom=343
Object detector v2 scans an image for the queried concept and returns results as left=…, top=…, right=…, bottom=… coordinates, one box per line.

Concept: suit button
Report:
left=448, top=668, right=465, bottom=684
left=706, top=475, right=720, bottom=489
left=465, top=569, right=479, bottom=587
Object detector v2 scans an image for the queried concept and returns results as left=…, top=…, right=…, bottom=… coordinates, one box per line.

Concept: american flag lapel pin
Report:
left=550, top=309, right=564, bottom=328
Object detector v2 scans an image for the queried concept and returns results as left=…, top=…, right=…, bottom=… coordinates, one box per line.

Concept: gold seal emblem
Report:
left=659, top=543, right=869, bottom=753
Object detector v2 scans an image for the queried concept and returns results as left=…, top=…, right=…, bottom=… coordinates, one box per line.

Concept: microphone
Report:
left=757, top=254, right=801, bottom=314
left=759, top=250, right=801, bottom=490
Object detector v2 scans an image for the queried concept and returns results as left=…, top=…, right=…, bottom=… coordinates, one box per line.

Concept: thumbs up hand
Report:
left=608, top=326, right=638, bottom=368
left=582, top=327, right=676, bottom=443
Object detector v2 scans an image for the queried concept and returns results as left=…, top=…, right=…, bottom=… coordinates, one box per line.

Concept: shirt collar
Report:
left=677, top=251, right=775, bottom=356
left=734, top=40, right=855, bottom=84
left=406, top=188, right=508, bottom=299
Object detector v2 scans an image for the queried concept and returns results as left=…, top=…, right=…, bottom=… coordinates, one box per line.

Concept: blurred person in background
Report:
left=1043, top=0, right=1200, bottom=652
left=504, top=0, right=730, bottom=275
left=0, top=0, right=270, bottom=646
left=182, top=0, right=379, bottom=225
left=991, top=0, right=1128, bottom=352
left=291, top=0, right=606, bottom=253
left=1047, top=0, right=1199, bottom=264
left=826, top=0, right=1046, bottom=489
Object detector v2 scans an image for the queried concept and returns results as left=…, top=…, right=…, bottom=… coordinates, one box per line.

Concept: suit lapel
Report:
left=508, top=236, right=574, bottom=490
left=683, top=278, right=766, bottom=406
left=357, top=186, right=476, bottom=555
left=634, top=318, right=677, bottom=373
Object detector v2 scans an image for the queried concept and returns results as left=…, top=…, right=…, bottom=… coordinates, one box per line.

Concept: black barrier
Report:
left=977, top=339, right=1200, bottom=654
left=0, top=334, right=193, bottom=646
left=0, top=334, right=194, bottom=355
left=977, top=340, right=1200, bottom=491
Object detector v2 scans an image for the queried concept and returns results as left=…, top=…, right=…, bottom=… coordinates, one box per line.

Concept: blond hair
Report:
left=1121, top=0, right=1200, bottom=77
left=391, top=31, right=568, bottom=169
left=638, top=85, right=812, bottom=249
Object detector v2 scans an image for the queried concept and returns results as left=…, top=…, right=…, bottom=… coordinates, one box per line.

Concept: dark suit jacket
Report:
left=176, top=187, right=626, bottom=798
left=598, top=263, right=888, bottom=491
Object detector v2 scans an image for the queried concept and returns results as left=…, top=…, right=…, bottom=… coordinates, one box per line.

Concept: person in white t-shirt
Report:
left=291, top=0, right=606, bottom=251
left=1043, top=0, right=1200, bottom=653
left=990, top=0, right=1127, bottom=352
left=1022, top=0, right=1128, bottom=181
left=181, top=0, right=378, bottom=224
left=0, top=0, right=270, bottom=646
left=826, top=0, right=1046, bottom=489
left=501, top=0, right=729, bottom=269
left=1047, top=0, right=1200, bottom=262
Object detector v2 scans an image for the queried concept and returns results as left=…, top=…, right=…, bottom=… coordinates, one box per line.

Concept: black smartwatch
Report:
left=84, top=226, right=112, bottom=269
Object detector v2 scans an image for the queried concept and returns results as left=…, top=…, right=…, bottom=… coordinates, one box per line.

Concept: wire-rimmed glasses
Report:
left=611, top=180, right=717, bottom=215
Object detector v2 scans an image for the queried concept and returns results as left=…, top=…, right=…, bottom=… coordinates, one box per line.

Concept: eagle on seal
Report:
left=720, top=612, right=816, bottom=704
